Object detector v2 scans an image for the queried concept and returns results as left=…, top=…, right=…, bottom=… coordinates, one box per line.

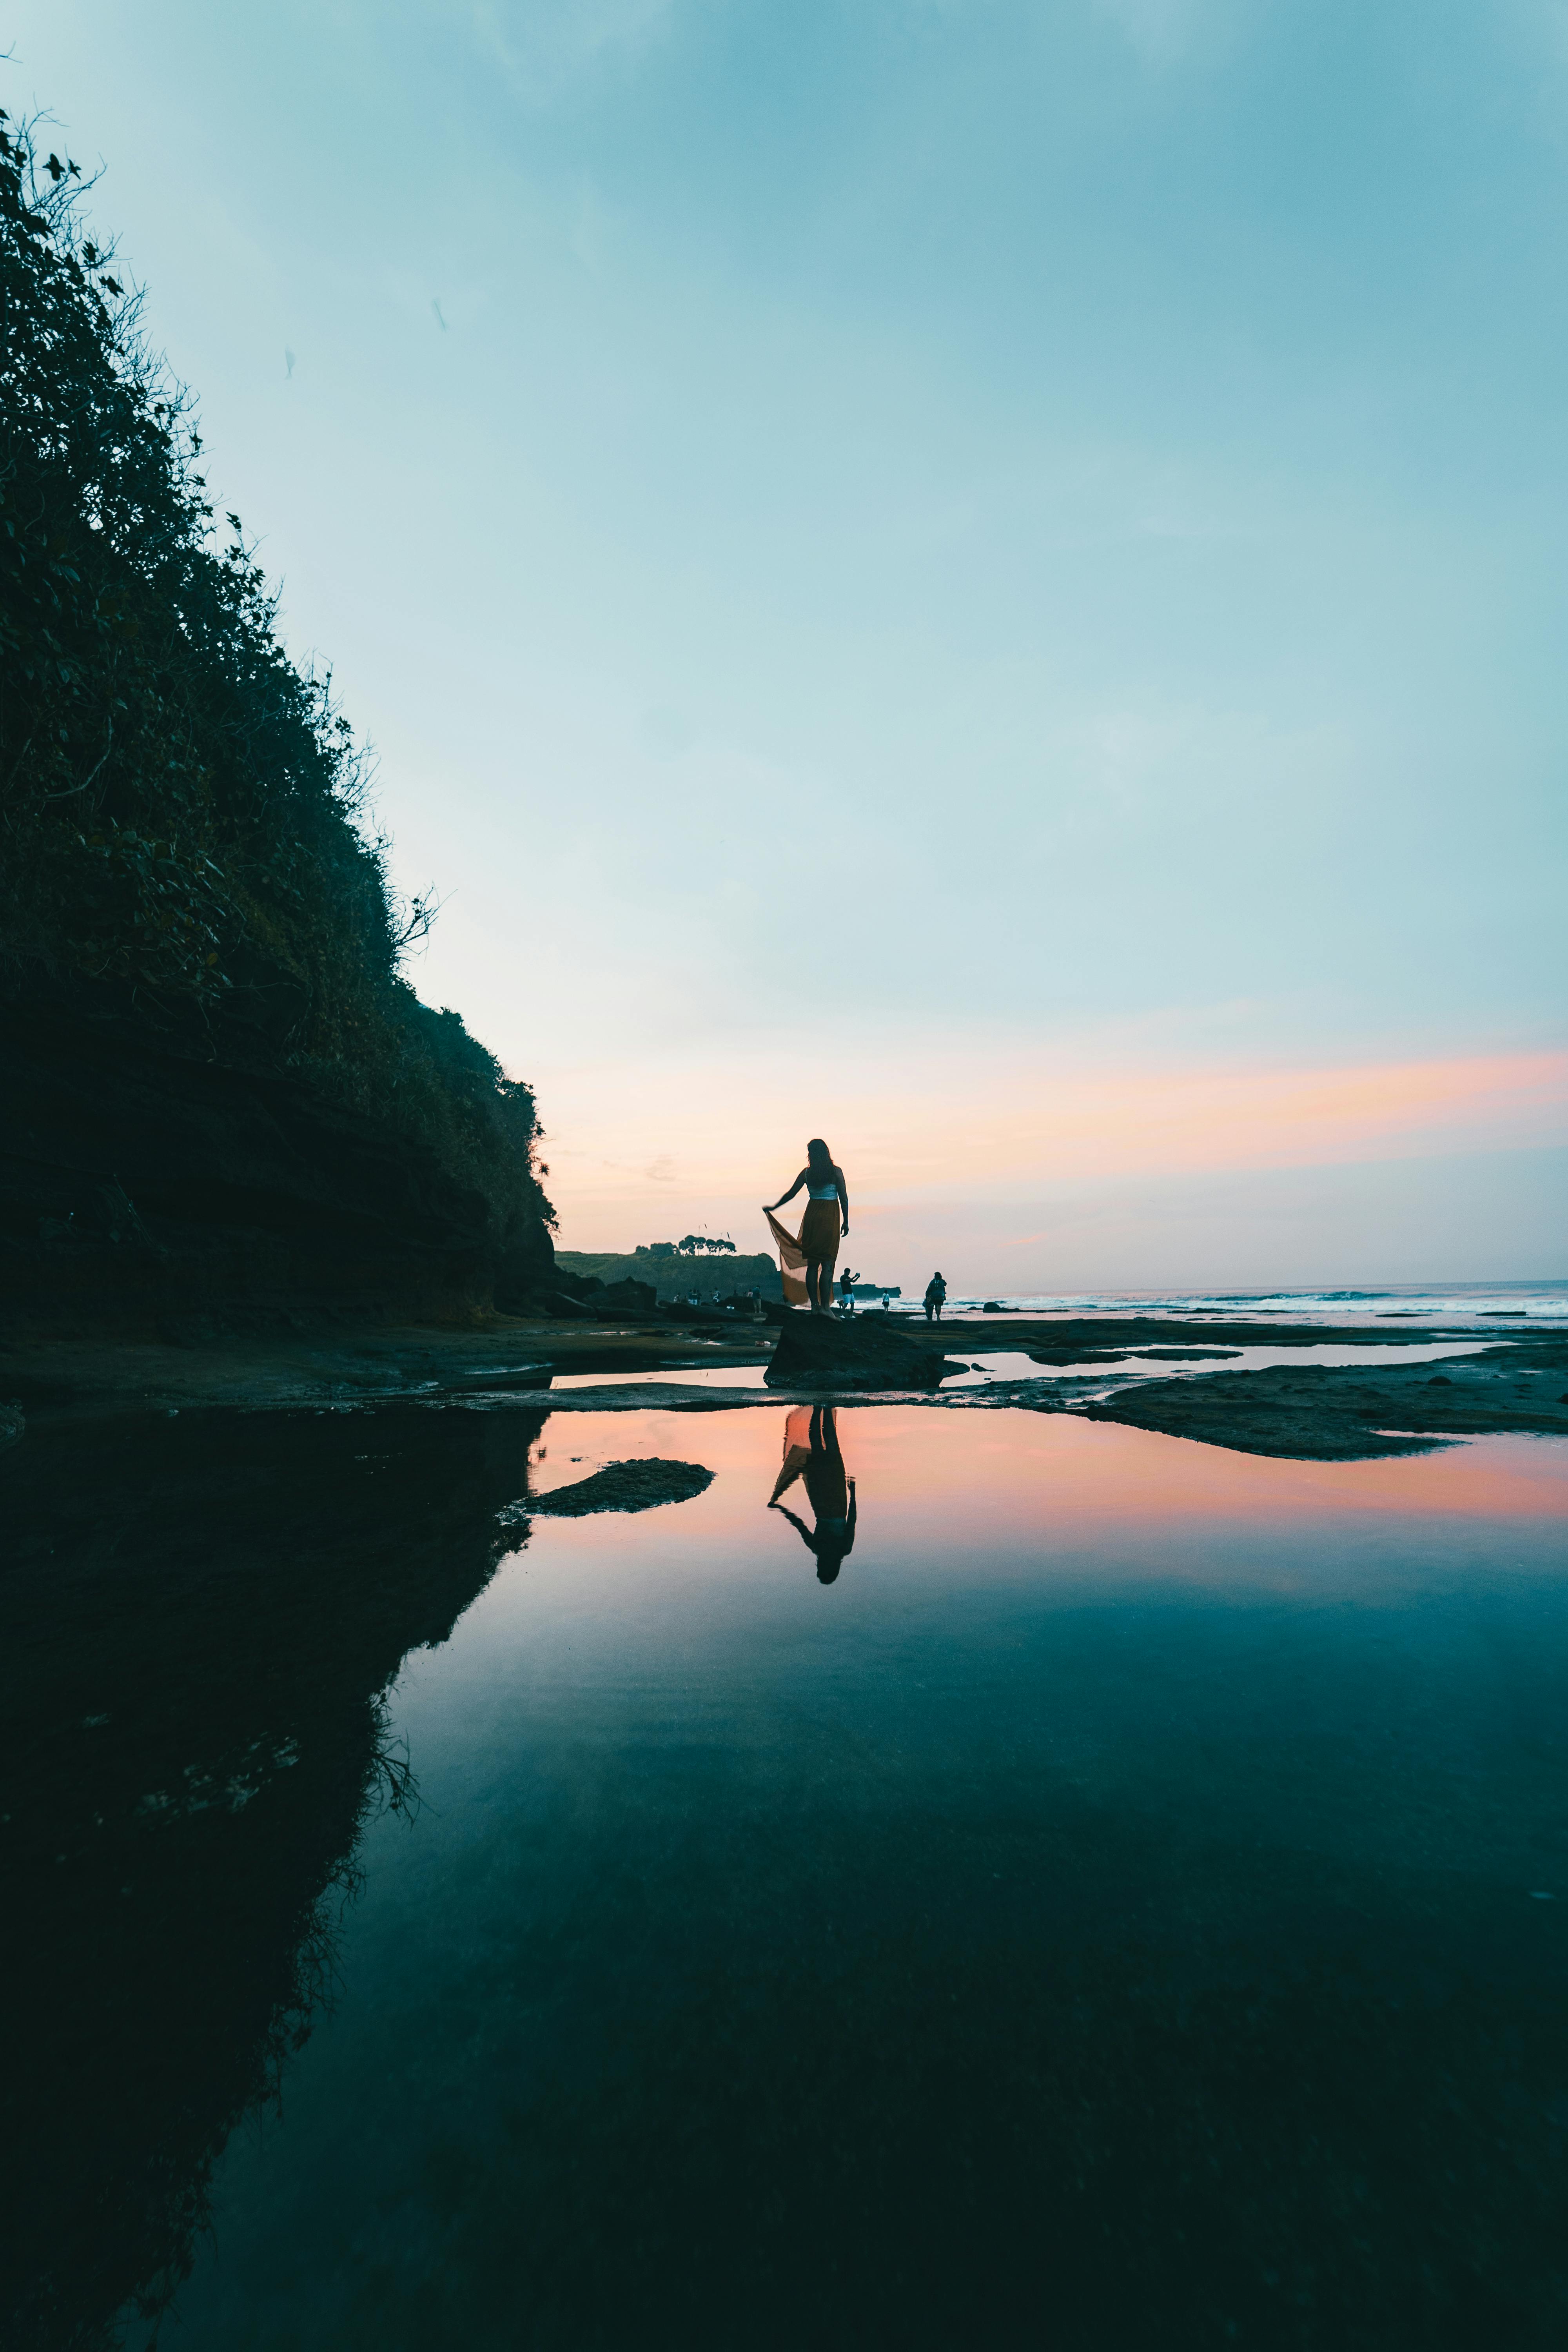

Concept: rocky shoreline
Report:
left=4, top=1308, right=1564, bottom=1461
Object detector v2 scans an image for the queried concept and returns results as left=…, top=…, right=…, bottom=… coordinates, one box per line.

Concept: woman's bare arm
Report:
left=769, top=1503, right=816, bottom=1553
left=836, top=1166, right=849, bottom=1236
left=763, top=1168, right=809, bottom=1212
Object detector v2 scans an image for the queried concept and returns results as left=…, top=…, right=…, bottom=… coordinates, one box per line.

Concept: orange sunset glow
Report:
left=531, top=1037, right=1568, bottom=1278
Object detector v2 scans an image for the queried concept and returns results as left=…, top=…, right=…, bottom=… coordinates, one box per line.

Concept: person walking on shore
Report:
left=764, top=1138, right=848, bottom=1316
left=924, top=1270, right=947, bottom=1324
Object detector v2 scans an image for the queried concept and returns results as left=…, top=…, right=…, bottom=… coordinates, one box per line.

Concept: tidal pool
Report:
left=9, top=1405, right=1568, bottom=2349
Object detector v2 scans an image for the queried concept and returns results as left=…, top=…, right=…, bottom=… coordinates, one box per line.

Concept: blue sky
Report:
left=11, top=0, right=1565, bottom=1282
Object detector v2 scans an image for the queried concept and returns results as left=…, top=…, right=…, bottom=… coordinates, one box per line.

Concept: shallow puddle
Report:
left=550, top=1361, right=774, bottom=1390
left=546, top=1338, right=1491, bottom=1401
left=9, top=1406, right=1568, bottom=2349
left=940, top=1338, right=1493, bottom=1390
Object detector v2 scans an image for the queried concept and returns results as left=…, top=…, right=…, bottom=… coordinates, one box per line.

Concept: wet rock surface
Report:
left=5, top=1312, right=1565, bottom=1462
left=765, top=1311, right=965, bottom=1390
left=522, top=1459, right=715, bottom=1515
left=1082, top=1338, right=1568, bottom=1460
left=1130, top=1346, right=1243, bottom=1361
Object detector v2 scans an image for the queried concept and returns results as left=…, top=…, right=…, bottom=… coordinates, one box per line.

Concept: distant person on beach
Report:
left=924, top=1272, right=947, bottom=1323
left=764, top=1138, right=848, bottom=1316
left=769, top=1405, right=857, bottom=1583
left=838, top=1267, right=859, bottom=1313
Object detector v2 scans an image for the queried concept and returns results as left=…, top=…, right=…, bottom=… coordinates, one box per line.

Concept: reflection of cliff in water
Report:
left=0, top=1401, right=545, bottom=2352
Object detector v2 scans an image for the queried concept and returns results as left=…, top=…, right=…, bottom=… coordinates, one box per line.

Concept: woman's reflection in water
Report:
left=768, top=1405, right=857, bottom=1583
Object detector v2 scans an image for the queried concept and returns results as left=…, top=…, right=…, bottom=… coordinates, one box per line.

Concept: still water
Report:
left=7, top=1404, right=1568, bottom=2348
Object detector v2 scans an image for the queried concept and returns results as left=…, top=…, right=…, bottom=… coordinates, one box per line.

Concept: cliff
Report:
left=0, top=116, right=553, bottom=1334
left=1, top=983, right=555, bottom=1337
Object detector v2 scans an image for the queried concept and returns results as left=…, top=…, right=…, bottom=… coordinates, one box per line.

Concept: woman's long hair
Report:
left=807, top=1137, right=833, bottom=1174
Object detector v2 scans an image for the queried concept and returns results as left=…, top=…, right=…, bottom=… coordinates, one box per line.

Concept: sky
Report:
left=10, top=0, right=1566, bottom=1289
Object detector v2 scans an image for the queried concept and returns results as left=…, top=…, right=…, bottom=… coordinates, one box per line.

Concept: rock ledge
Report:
left=516, top=1458, right=715, bottom=1517
left=765, top=1312, right=964, bottom=1391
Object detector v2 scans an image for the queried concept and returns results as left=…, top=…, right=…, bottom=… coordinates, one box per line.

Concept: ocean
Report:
left=889, top=1278, right=1568, bottom=1322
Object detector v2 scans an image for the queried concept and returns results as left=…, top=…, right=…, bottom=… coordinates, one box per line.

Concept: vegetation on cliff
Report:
left=556, top=1254, right=781, bottom=1307
left=0, top=110, right=552, bottom=1273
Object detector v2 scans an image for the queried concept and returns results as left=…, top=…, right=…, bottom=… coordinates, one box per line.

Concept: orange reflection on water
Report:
left=842, top=1412, right=1568, bottom=1535
left=524, top=1408, right=1568, bottom=1595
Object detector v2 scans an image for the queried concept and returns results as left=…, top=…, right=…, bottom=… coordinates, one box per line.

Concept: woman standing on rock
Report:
left=764, top=1138, right=848, bottom=1315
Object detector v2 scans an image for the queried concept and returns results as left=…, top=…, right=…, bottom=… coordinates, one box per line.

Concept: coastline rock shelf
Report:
left=511, top=1459, right=715, bottom=1517
left=764, top=1311, right=966, bottom=1390
left=2, top=1309, right=1564, bottom=1461
left=1081, top=1339, right=1568, bottom=1460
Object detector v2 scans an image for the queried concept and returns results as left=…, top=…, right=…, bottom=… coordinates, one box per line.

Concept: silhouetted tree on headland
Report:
left=0, top=106, right=552, bottom=1277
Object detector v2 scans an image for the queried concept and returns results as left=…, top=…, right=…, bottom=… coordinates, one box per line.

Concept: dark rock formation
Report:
left=1028, top=1345, right=1138, bottom=1366
left=1130, top=1346, right=1242, bottom=1360
left=522, top=1459, right=715, bottom=1516
left=765, top=1311, right=965, bottom=1391
left=1020, top=1316, right=1455, bottom=1358
left=505, top=1269, right=659, bottom=1322
left=596, top=1278, right=659, bottom=1319
left=1081, top=1339, right=1568, bottom=1459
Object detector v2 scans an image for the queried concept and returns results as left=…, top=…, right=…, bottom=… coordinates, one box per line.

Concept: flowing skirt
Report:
left=799, top=1198, right=840, bottom=1267
left=764, top=1202, right=839, bottom=1305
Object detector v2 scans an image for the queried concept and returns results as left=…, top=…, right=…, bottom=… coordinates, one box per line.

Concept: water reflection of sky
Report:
left=546, top=1338, right=1490, bottom=1397
left=524, top=1408, right=1568, bottom=1576
left=938, top=1339, right=1490, bottom=1389
left=165, top=1410, right=1568, bottom=2348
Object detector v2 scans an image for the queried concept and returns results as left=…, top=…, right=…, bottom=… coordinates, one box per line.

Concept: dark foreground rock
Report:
left=1026, top=1340, right=1240, bottom=1367
left=1082, top=1339, right=1568, bottom=1460
left=596, top=1278, right=658, bottom=1319
left=509, top=1270, right=661, bottom=1321
left=521, top=1459, right=715, bottom=1516
left=1129, top=1345, right=1242, bottom=1361
left=766, top=1311, right=965, bottom=1390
